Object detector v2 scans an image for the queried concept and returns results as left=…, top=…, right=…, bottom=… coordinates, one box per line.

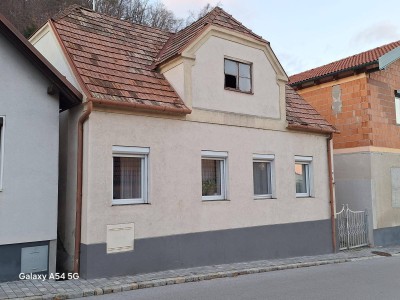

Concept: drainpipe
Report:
left=74, top=100, right=93, bottom=274
left=327, top=133, right=337, bottom=252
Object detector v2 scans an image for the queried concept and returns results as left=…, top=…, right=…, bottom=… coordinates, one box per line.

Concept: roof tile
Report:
left=290, top=40, right=400, bottom=85
left=286, top=85, right=337, bottom=133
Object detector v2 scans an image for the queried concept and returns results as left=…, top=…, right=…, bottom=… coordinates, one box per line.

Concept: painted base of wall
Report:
left=0, top=241, right=50, bottom=283
left=80, top=219, right=333, bottom=279
left=374, top=226, right=400, bottom=246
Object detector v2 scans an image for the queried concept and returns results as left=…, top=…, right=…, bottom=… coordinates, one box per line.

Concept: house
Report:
left=0, top=14, right=82, bottom=282
left=30, top=6, right=337, bottom=278
left=290, top=41, right=400, bottom=246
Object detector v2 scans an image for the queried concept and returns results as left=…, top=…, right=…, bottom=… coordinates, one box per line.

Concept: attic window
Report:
left=224, top=59, right=252, bottom=93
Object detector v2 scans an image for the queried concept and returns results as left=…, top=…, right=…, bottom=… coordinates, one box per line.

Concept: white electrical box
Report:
left=107, top=223, right=135, bottom=254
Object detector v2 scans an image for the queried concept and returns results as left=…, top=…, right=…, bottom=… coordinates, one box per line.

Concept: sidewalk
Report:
left=1, top=245, right=400, bottom=300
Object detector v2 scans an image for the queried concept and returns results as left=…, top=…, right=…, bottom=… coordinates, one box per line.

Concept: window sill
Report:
left=202, top=199, right=230, bottom=202
left=295, top=195, right=314, bottom=198
left=224, top=87, right=253, bottom=95
left=112, top=202, right=150, bottom=206
left=254, top=196, right=275, bottom=200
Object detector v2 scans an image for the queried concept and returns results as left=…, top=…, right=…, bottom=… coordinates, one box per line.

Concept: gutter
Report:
left=90, top=98, right=191, bottom=115
left=74, top=100, right=93, bottom=274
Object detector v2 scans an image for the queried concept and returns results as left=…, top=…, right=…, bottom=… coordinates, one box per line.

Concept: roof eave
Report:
left=89, top=97, right=192, bottom=115
left=287, top=123, right=339, bottom=134
left=290, top=61, right=379, bottom=88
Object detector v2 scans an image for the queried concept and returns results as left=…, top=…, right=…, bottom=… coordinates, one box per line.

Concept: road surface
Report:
left=86, top=256, right=400, bottom=300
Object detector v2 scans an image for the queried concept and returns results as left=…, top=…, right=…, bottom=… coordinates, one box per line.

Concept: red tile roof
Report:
left=51, top=5, right=190, bottom=114
left=49, top=6, right=335, bottom=133
left=286, top=85, right=337, bottom=133
left=155, top=7, right=267, bottom=65
left=290, top=40, right=400, bottom=85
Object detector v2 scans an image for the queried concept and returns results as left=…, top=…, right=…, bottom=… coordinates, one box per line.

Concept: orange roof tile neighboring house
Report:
left=285, top=85, right=337, bottom=133
left=290, top=40, right=400, bottom=86
left=47, top=5, right=334, bottom=133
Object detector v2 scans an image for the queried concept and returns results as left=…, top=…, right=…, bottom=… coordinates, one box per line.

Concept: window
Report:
left=0, top=117, right=4, bottom=190
left=253, top=154, right=275, bottom=199
left=201, top=151, right=228, bottom=201
left=395, top=91, right=400, bottom=124
left=112, top=146, right=149, bottom=205
left=295, top=156, right=313, bottom=197
left=224, top=58, right=252, bottom=93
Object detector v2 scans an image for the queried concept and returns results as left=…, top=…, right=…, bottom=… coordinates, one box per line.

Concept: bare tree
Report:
left=0, top=0, right=216, bottom=37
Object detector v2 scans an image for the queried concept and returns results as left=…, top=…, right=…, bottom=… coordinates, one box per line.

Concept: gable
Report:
left=30, top=23, right=81, bottom=93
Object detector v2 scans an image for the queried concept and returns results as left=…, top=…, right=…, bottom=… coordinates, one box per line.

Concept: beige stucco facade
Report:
left=31, top=22, right=334, bottom=275
left=81, top=109, right=331, bottom=245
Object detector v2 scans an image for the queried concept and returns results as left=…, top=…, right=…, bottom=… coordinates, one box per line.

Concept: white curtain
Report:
left=114, top=157, right=141, bottom=199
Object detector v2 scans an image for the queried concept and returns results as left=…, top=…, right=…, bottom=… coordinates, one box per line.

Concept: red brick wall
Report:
left=368, top=59, right=400, bottom=148
left=297, top=60, right=400, bottom=150
left=297, top=77, right=371, bottom=149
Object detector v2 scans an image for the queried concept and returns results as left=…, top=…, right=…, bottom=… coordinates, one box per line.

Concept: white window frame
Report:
left=253, top=154, right=275, bottom=199
left=201, top=150, right=228, bottom=201
left=112, top=146, right=149, bottom=205
left=295, top=155, right=313, bottom=198
left=395, top=92, right=400, bottom=125
left=0, top=116, right=4, bottom=191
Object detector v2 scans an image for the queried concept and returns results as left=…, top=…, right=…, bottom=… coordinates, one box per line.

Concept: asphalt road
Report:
left=86, top=256, right=400, bottom=300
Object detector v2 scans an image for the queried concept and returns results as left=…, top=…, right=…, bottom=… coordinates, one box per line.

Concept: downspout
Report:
left=74, top=100, right=93, bottom=274
left=327, top=133, right=337, bottom=252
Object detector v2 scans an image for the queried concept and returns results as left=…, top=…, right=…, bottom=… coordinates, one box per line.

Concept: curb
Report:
left=21, top=257, right=370, bottom=300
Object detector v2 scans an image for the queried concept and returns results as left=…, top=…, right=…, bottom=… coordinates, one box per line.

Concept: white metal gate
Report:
left=336, top=204, right=369, bottom=250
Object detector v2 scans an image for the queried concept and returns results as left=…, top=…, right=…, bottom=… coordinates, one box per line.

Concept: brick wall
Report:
left=368, top=59, right=400, bottom=148
left=297, top=59, right=400, bottom=150
left=297, top=76, right=370, bottom=149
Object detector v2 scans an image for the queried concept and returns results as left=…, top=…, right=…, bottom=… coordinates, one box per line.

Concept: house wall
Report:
left=0, top=33, right=59, bottom=281
left=368, top=59, right=400, bottom=148
left=297, top=60, right=400, bottom=246
left=58, top=105, right=83, bottom=272
left=78, top=109, right=333, bottom=278
left=191, top=36, right=280, bottom=118
left=297, top=75, right=370, bottom=149
left=370, top=151, right=400, bottom=245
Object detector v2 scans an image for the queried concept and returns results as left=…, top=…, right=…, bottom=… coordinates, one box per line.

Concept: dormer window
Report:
left=224, top=59, right=252, bottom=93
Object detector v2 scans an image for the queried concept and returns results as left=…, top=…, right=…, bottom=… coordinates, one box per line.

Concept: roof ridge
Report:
left=54, top=4, right=172, bottom=35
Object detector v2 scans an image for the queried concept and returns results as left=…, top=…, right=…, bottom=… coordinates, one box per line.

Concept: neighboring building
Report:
left=290, top=41, right=400, bottom=246
left=31, top=6, right=336, bottom=278
left=0, top=14, right=82, bottom=282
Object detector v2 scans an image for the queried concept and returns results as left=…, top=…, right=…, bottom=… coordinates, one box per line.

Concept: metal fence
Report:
left=336, top=204, right=369, bottom=250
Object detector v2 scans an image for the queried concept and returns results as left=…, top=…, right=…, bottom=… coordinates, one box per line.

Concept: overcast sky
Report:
left=160, top=0, right=400, bottom=76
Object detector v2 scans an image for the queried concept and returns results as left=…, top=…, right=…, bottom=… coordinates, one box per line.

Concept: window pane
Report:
left=202, top=159, right=222, bottom=196
left=225, top=74, right=237, bottom=89
left=239, top=63, right=250, bottom=78
left=239, top=77, right=251, bottom=92
left=395, top=97, right=400, bottom=124
left=113, top=157, right=142, bottom=199
left=295, top=163, right=308, bottom=194
left=224, top=59, right=238, bottom=76
left=253, top=161, right=271, bottom=195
